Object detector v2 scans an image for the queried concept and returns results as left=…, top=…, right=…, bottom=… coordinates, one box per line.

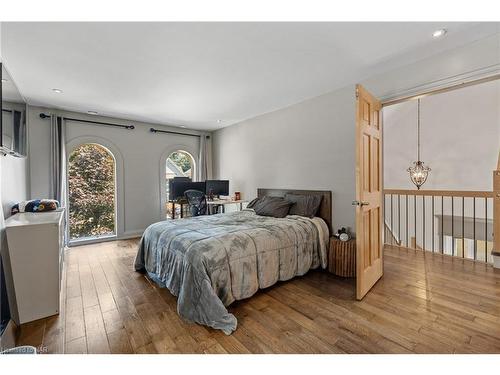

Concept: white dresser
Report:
left=5, top=209, right=65, bottom=324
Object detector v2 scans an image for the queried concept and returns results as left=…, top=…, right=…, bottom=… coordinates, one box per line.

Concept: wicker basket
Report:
left=328, top=238, right=356, bottom=277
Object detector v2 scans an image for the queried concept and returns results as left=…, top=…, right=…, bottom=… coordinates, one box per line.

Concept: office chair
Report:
left=184, top=189, right=207, bottom=216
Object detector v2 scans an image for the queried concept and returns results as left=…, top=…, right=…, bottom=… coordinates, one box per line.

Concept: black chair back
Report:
left=184, top=189, right=207, bottom=216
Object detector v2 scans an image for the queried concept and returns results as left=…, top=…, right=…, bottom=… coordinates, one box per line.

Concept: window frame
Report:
left=66, top=136, right=124, bottom=246
left=159, top=145, right=198, bottom=221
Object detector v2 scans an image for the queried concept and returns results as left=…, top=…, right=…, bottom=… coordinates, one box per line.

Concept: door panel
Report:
left=362, top=134, right=371, bottom=192
left=355, top=84, right=383, bottom=300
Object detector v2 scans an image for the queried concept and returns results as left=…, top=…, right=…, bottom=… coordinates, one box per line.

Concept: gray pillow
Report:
left=252, top=196, right=292, bottom=218
left=285, top=193, right=322, bottom=218
left=246, top=197, right=260, bottom=209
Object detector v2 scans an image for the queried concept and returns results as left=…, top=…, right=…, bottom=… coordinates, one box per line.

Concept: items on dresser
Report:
left=11, top=199, right=59, bottom=215
left=4, top=209, right=65, bottom=324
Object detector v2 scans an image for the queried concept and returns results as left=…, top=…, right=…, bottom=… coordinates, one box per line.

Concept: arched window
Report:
left=165, top=150, right=195, bottom=218
left=68, top=143, right=116, bottom=240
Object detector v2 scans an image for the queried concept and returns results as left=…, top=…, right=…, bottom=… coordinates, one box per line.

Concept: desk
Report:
left=167, top=200, right=187, bottom=219
left=206, top=200, right=248, bottom=214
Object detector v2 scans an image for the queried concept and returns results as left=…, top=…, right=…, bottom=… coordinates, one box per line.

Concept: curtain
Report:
left=198, top=134, right=212, bottom=181
left=50, top=115, right=68, bottom=243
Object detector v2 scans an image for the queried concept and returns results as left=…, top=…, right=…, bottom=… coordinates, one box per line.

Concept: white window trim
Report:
left=66, top=136, right=124, bottom=245
left=159, top=145, right=198, bottom=221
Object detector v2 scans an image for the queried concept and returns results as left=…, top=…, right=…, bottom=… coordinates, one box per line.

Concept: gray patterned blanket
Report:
left=134, top=210, right=329, bottom=334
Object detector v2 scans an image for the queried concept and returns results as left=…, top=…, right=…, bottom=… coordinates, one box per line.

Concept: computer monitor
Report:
left=205, top=180, right=229, bottom=197
left=168, top=177, right=191, bottom=201
left=169, top=181, right=206, bottom=201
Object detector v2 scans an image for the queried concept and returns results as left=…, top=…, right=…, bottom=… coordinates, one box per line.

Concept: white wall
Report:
left=1, top=156, right=28, bottom=219
left=363, top=33, right=500, bottom=100
left=213, top=85, right=356, bottom=233
left=28, top=106, right=207, bottom=238
left=383, top=79, right=500, bottom=257
left=0, top=153, right=28, bottom=332
left=1, top=25, right=29, bottom=335
left=384, top=79, right=500, bottom=191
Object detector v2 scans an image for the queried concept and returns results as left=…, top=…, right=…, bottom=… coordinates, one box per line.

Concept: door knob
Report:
left=352, top=200, right=369, bottom=206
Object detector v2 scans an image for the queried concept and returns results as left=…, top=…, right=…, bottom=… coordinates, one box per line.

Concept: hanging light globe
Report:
left=407, top=160, right=431, bottom=190
left=407, top=99, right=431, bottom=190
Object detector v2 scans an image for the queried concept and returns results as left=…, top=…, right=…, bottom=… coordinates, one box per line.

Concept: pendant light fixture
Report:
left=407, top=99, right=431, bottom=190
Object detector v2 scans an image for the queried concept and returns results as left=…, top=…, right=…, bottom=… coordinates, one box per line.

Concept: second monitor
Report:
left=205, top=180, right=229, bottom=197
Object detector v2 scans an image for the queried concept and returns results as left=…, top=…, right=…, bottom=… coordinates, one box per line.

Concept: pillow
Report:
left=246, top=197, right=261, bottom=209
left=11, top=199, right=59, bottom=215
left=285, top=194, right=322, bottom=218
left=252, top=196, right=292, bottom=218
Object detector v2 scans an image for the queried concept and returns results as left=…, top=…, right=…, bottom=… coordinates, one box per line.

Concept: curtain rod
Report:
left=39, top=113, right=135, bottom=130
left=150, top=127, right=209, bottom=139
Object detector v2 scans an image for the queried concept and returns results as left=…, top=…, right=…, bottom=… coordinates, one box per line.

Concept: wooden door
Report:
left=355, top=84, right=383, bottom=300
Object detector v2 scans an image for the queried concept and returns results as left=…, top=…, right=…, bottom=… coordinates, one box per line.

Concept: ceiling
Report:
left=1, top=22, right=498, bottom=131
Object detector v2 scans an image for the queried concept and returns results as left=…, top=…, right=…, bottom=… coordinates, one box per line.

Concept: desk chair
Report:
left=184, top=189, right=207, bottom=216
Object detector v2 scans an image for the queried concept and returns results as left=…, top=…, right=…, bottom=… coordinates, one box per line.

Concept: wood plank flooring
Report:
left=15, top=239, right=500, bottom=353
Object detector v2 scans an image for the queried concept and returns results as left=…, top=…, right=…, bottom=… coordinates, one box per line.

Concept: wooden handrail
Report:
left=383, top=189, right=494, bottom=198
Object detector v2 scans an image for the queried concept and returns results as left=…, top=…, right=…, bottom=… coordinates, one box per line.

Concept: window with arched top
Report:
left=68, top=143, right=116, bottom=240
left=165, top=150, right=195, bottom=218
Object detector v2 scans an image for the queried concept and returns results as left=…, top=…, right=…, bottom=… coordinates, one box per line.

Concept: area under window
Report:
left=68, top=143, right=116, bottom=240
left=166, top=150, right=195, bottom=218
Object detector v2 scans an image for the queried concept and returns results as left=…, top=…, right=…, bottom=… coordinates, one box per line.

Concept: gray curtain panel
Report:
left=50, top=115, right=67, bottom=203
left=197, top=134, right=212, bottom=181
left=49, top=115, right=68, bottom=243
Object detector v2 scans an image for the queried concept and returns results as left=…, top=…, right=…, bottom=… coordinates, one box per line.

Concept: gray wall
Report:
left=212, top=32, right=500, bottom=236
left=28, top=106, right=208, bottom=238
left=213, top=85, right=357, bottom=232
left=384, top=79, right=500, bottom=191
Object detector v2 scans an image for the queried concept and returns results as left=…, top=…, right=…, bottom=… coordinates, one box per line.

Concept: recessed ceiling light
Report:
left=1, top=78, right=7, bottom=83
left=87, top=111, right=98, bottom=115
left=180, top=125, right=186, bottom=128
left=52, top=88, right=63, bottom=93
left=432, top=29, right=447, bottom=38
left=217, top=120, right=223, bottom=124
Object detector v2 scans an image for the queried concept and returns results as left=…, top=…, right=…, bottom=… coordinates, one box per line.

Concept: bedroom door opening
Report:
left=68, top=143, right=117, bottom=241
left=354, top=84, right=384, bottom=300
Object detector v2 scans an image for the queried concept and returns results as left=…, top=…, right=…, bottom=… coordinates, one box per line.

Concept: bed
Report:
left=134, top=188, right=332, bottom=334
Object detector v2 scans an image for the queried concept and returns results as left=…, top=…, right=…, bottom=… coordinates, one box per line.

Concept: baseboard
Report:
left=68, top=235, right=117, bottom=247
left=119, top=231, right=143, bottom=240
left=0, top=319, right=17, bottom=351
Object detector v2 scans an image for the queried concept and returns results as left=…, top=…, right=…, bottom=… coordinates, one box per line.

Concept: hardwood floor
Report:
left=15, top=239, right=500, bottom=354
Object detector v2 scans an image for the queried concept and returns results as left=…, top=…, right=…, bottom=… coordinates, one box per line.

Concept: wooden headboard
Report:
left=257, top=188, right=332, bottom=234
